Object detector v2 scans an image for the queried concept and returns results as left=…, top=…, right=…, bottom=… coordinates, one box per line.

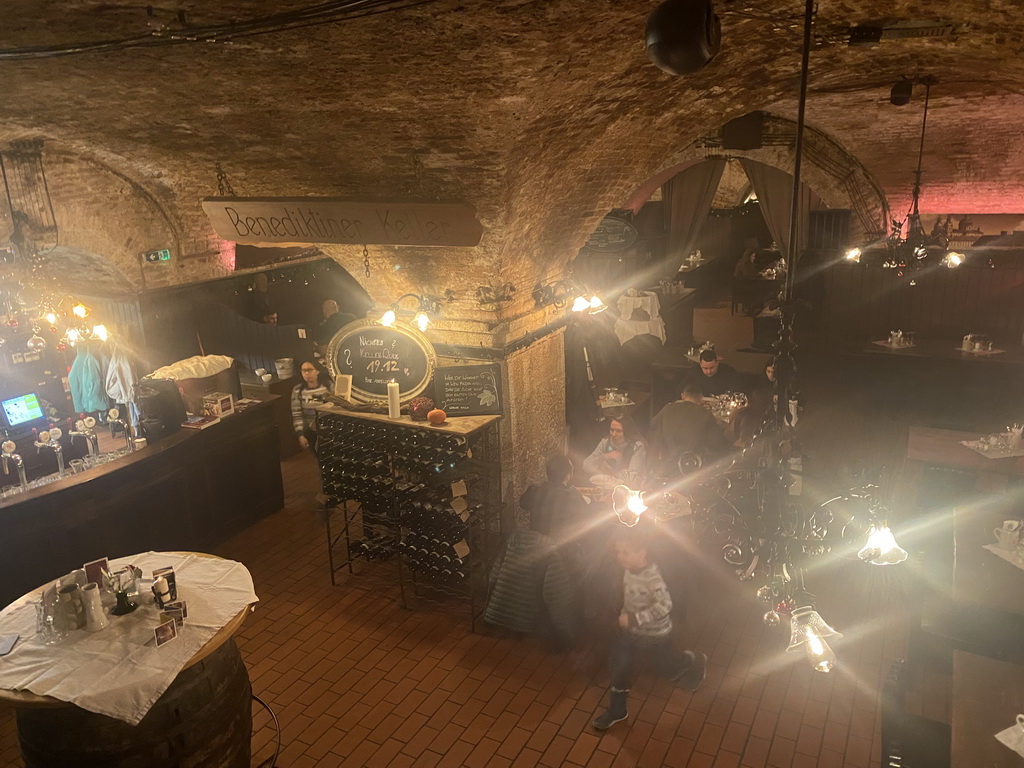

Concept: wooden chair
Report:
left=881, top=660, right=951, bottom=768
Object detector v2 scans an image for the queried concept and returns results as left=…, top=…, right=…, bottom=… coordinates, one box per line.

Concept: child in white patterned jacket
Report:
left=593, top=527, right=707, bottom=730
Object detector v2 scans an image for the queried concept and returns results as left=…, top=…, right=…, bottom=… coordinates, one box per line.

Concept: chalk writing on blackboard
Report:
left=435, top=364, right=502, bottom=416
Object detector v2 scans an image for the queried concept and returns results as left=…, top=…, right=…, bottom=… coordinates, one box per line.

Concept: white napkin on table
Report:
left=995, top=723, right=1024, bottom=757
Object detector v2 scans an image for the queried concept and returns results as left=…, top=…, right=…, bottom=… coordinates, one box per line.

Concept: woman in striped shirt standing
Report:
left=291, top=360, right=333, bottom=454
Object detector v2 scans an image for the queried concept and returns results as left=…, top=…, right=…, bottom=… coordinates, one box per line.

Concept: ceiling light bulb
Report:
left=571, top=296, right=590, bottom=312
left=858, top=524, right=909, bottom=565
left=626, top=491, right=647, bottom=515
left=45, top=312, right=58, bottom=325
left=380, top=309, right=397, bottom=327
left=72, top=303, right=88, bottom=319
left=91, top=324, right=110, bottom=342
left=844, top=248, right=861, bottom=263
left=414, top=312, right=430, bottom=332
left=66, top=328, right=81, bottom=343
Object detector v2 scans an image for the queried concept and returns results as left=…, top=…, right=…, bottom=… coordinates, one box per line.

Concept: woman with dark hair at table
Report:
left=583, top=416, right=647, bottom=480
left=291, top=360, right=333, bottom=453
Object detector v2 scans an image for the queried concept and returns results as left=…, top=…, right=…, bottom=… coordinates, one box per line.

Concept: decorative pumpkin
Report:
left=427, top=408, right=447, bottom=425
left=409, top=396, right=434, bottom=421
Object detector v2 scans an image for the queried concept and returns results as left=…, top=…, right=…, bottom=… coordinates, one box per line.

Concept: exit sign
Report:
left=144, top=249, right=172, bottom=263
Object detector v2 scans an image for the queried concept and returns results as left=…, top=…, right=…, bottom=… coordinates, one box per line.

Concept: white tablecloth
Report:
left=984, top=543, right=1024, bottom=571
left=0, top=552, right=258, bottom=724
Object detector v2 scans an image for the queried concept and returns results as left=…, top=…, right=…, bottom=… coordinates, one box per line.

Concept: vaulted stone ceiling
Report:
left=1, top=0, right=1023, bottom=313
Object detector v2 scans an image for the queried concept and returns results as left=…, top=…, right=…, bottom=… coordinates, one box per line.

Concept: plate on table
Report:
left=589, top=474, right=618, bottom=489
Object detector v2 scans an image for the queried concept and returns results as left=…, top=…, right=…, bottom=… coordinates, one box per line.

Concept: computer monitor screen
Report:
left=1, top=393, right=44, bottom=427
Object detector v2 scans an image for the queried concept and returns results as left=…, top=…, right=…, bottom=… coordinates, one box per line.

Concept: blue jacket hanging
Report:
left=69, top=343, right=109, bottom=414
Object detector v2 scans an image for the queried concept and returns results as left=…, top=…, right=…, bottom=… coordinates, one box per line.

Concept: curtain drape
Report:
left=739, top=158, right=823, bottom=263
left=660, top=158, right=726, bottom=280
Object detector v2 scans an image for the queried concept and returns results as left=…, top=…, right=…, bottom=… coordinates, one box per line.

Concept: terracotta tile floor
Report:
left=1, top=441, right=913, bottom=767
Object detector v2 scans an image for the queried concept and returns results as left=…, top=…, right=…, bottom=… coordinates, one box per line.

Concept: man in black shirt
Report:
left=684, top=348, right=742, bottom=397
left=315, top=300, right=356, bottom=352
left=520, top=455, right=589, bottom=544
left=650, top=384, right=729, bottom=476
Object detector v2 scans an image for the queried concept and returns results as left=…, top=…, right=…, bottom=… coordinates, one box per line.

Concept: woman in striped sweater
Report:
left=291, top=360, right=332, bottom=453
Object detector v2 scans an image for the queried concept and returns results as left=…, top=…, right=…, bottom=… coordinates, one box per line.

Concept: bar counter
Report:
left=0, top=398, right=283, bottom=606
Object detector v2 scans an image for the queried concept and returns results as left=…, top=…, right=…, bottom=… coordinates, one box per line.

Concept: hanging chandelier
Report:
left=0, top=142, right=110, bottom=352
left=844, top=76, right=965, bottom=271
left=634, top=0, right=908, bottom=674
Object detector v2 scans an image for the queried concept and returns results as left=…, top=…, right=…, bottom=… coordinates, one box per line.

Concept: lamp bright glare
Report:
left=414, top=312, right=430, bottom=332
left=943, top=251, right=964, bottom=268
left=72, top=303, right=88, bottom=319
left=66, top=328, right=81, bottom=343
left=612, top=484, right=647, bottom=526
left=44, top=312, right=58, bottom=325
left=571, top=296, right=591, bottom=313
left=91, top=324, right=110, bottom=342
left=857, top=524, right=909, bottom=565
left=844, top=248, right=861, bottom=263
left=379, top=309, right=397, bottom=327
left=588, top=295, right=608, bottom=314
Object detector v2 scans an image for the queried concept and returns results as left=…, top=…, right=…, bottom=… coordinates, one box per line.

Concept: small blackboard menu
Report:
left=326, top=320, right=436, bottom=403
left=434, top=364, right=503, bottom=416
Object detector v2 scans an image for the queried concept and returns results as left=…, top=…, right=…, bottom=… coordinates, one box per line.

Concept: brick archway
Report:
left=621, top=113, right=889, bottom=243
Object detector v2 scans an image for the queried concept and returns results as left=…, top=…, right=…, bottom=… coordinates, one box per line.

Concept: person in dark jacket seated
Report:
left=519, top=455, right=590, bottom=545
left=650, top=384, right=729, bottom=476
left=684, top=348, right=742, bottom=397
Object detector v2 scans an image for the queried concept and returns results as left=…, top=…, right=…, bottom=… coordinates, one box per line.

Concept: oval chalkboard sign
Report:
left=325, top=319, right=436, bottom=404
left=434, top=364, right=503, bottom=416
left=583, top=215, right=639, bottom=253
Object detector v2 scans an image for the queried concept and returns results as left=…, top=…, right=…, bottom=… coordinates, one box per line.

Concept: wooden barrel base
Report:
left=16, top=638, right=252, bottom=768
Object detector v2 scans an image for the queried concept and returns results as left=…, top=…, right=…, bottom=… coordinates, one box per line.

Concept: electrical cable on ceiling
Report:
left=0, top=0, right=442, bottom=60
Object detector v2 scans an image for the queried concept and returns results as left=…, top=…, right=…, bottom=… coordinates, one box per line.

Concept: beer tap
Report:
left=107, top=408, right=134, bottom=451
left=68, top=416, right=99, bottom=457
left=33, top=427, right=66, bottom=478
left=1, top=440, right=28, bottom=491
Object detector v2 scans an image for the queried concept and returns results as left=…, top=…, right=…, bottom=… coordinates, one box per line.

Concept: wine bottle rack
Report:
left=316, top=407, right=502, bottom=630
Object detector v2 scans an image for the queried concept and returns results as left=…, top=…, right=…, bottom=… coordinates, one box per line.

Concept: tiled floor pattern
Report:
left=0, top=300, right=963, bottom=767
left=1, top=443, right=910, bottom=767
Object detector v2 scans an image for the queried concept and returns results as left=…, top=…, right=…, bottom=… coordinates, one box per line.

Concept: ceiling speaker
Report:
left=646, top=0, right=721, bottom=76
left=721, top=112, right=765, bottom=150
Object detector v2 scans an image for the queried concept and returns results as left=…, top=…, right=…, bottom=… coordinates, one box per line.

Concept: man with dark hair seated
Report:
left=650, top=384, right=729, bottom=476
left=519, top=454, right=589, bottom=543
left=684, top=348, right=742, bottom=397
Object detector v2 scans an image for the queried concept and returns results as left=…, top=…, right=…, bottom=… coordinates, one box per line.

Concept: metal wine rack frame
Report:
left=315, top=407, right=503, bottom=631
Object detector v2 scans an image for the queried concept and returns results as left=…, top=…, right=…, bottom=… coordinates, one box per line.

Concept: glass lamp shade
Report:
left=588, top=295, right=608, bottom=313
left=571, top=296, right=591, bottom=313
left=26, top=333, right=46, bottom=351
left=611, top=484, right=647, bottom=527
left=379, top=309, right=397, bottom=327
left=787, top=606, right=841, bottom=673
left=857, top=524, right=908, bottom=565
left=413, top=312, right=430, bottom=331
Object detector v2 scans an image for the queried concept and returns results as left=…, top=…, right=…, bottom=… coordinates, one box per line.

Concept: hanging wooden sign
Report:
left=202, top=197, right=483, bottom=247
left=325, top=319, right=436, bottom=404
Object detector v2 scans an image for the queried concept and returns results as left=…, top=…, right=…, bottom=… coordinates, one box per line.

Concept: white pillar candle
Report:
left=387, top=380, right=401, bottom=419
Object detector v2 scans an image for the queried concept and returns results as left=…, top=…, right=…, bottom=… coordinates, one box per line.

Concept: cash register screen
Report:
left=1, top=392, right=44, bottom=427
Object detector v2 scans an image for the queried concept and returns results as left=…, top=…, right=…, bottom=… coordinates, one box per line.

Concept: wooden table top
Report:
left=907, top=426, right=1024, bottom=477
left=0, top=552, right=252, bottom=709
left=861, top=339, right=1024, bottom=365
left=315, top=404, right=500, bottom=436
left=953, top=506, right=1024, bottom=617
left=952, top=651, right=1024, bottom=767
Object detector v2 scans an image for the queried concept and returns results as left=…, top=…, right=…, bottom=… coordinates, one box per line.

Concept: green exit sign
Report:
left=144, top=249, right=172, bottom=263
